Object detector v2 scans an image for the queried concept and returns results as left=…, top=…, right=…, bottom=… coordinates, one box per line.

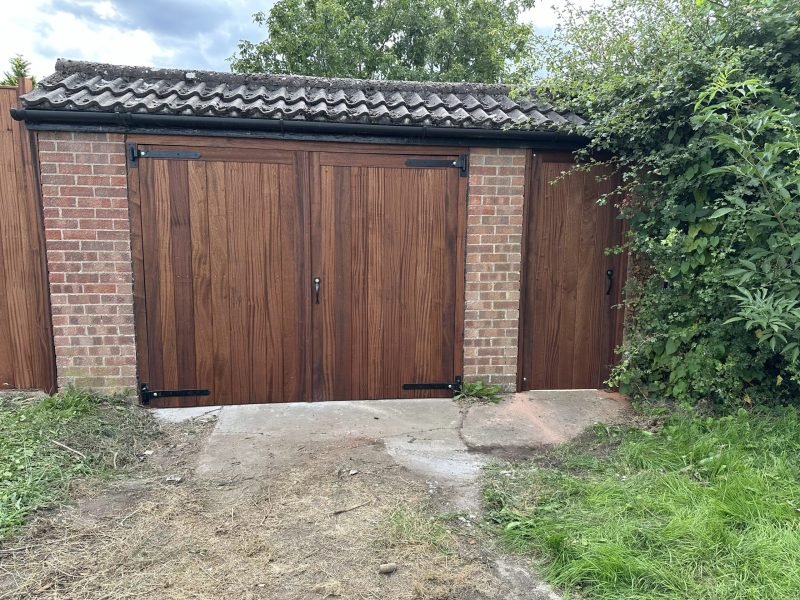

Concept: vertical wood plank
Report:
left=207, top=161, right=233, bottom=405
left=10, top=92, right=54, bottom=389
left=332, top=167, right=353, bottom=399
left=226, top=162, right=253, bottom=402
left=167, top=160, right=197, bottom=391
left=310, top=153, right=325, bottom=401
left=278, top=156, right=308, bottom=401
left=366, top=168, right=385, bottom=399
left=380, top=167, right=403, bottom=397
left=141, top=160, right=166, bottom=390
left=128, top=151, right=149, bottom=391
left=412, top=170, right=439, bottom=397
left=188, top=161, right=214, bottom=396
left=262, top=163, right=283, bottom=401
left=572, top=168, right=601, bottom=386
left=350, top=167, right=369, bottom=399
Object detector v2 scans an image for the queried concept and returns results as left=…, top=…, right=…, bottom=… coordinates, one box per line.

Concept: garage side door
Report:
left=312, top=153, right=464, bottom=400
left=519, top=153, right=625, bottom=390
left=133, top=148, right=310, bottom=407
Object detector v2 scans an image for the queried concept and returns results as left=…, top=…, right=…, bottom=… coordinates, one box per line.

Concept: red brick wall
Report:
left=37, top=132, right=137, bottom=393
left=464, top=148, right=527, bottom=390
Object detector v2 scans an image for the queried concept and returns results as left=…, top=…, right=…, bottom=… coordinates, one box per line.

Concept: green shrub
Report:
left=527, top=0, right=800, bottom=405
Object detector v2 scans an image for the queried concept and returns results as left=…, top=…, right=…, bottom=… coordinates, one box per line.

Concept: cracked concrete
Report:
left=154, top=391, right=631, bottom=599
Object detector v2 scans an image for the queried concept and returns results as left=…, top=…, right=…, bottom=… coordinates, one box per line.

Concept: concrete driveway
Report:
left=150, top=390, right=630, bottom=600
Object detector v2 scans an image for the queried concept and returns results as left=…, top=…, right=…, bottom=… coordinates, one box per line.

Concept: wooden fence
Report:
left=0, top=81, right=56, bottom=392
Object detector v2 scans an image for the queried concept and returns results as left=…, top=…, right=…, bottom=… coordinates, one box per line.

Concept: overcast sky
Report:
left=2, top=0, right=588, bottom=80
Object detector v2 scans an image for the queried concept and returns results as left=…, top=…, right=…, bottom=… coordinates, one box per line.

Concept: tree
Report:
left=230, top=0, right=534, bottom=83
left=526, top=0, right=800, bottom=405
left=1, top=54, right=36, bottom=87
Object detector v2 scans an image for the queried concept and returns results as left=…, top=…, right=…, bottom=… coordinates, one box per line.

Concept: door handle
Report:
left=313, top=277, right=321, bottom=304
left=606, top=269, right=614, bottom=295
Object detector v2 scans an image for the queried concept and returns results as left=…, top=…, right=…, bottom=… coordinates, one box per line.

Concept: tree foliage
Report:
left=230, top=0, right=533, bottom=82
left=1, top=54, right=35, bottom=87
left=529, top=0, right=800, bottom=405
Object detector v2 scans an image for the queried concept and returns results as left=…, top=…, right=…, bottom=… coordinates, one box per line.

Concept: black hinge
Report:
left=402, top=375, right=462, bottom=392
left=405, top=154, right=468, bottom=177
left=127, top=143, right=201, bottom=168
left=139, top=383, right=210, bottom=405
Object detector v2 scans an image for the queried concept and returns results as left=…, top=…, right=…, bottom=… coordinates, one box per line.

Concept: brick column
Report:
left=37, top=131, right=137, bottom=393
left=464, top=148, right=527, bottom=390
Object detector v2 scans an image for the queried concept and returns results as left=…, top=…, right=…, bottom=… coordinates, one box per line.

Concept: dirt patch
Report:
left=0, top=415, right=528, bottom=600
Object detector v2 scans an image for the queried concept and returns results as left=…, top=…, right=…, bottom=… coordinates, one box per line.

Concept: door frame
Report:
left=126, top=134, right=468, bottom=404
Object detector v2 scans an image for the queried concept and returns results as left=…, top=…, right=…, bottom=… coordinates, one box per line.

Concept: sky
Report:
left=1, top=0, right=587, bottom=80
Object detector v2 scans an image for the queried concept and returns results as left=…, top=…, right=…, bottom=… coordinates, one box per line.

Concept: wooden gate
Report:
left=0, top=83, right=56, bottom=392
left=129, top=140, right=465, bottom=407
left=518, top=152, right=625, bottom=390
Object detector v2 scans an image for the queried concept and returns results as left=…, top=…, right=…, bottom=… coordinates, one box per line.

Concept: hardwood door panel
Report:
left=136, top=154, right=309, bottom=407
left=313, top=161, right=462, bottom=401
left=520, top=154, right=625, bottom=390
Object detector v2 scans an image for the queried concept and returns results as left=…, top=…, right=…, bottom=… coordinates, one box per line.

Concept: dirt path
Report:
left=0, top=416, right=545, bottom=599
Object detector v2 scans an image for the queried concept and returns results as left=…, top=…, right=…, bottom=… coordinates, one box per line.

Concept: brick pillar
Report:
left=464, top=148, right=527, bottom=390
left=37, top=131, right=137, bottom=393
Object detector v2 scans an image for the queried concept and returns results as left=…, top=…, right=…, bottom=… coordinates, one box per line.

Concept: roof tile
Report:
left=21, top=59, right=585, bottom=132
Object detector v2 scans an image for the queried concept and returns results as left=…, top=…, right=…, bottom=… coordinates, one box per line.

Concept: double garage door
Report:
left=129, top=139, right=466, bottom=407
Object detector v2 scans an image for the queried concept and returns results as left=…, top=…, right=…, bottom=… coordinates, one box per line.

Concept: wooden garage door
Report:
left=312, top=153, right=463, bottom=401
left=130, top=143, right=465, bottom=407
left=519, top=152, right=626, bottom=390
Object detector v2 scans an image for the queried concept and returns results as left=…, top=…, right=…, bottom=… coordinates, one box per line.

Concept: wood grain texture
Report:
left=132, top=143, right=466, bottom=406
left=520, top=153, right=625, bottom=390
left=0, top=86, right=55, bottom=391
left=134, top=149, right=310, bottom=407
left=313, top=155, right=463, bottom=401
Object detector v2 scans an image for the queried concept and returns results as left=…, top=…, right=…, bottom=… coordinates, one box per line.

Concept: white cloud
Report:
left=92, top=1, right=121, bottom=20
left=1, top=1, right=172, bottom=78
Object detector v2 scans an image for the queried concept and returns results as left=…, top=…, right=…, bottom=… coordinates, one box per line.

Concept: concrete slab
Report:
left=461, top=390, right=631, bottom=454
left=152, top=405, right=221, bottom=423
left=215, top=397, right=461, bottom=438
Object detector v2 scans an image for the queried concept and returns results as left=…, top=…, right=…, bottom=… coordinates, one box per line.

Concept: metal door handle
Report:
left=606, top=269, right=614, bottom=295
left=313, top=277, right=321, bottom=304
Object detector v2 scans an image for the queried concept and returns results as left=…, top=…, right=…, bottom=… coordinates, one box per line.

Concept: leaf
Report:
left=708, top=207, right=734, bottom=219
left=665, top=338, right=680, bottom=356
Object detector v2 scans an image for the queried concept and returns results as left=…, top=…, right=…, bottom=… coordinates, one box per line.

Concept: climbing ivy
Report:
left=529, top=0, right=800, bottom=405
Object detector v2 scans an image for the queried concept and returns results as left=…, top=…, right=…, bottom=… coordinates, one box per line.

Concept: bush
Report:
left=528, top=0, right=800, bottom=405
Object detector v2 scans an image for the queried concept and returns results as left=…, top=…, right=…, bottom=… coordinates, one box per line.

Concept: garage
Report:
left=12, top=59, right=626, bottom=405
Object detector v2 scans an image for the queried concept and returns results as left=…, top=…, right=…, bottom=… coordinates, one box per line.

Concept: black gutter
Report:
left=9, top=108, right=588, bottom=148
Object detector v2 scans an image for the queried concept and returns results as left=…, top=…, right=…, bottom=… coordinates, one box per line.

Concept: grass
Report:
left=454, top=380, right=503, bottom=403
left=385, top=505, right=455, bottom=555
left=0, top=388, right=160, bottom=540
left=483, top=407, right=800, bottom=599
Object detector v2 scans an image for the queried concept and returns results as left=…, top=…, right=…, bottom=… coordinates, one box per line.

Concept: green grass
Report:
left=483, top=408, right=800, bottom=599
left=385, top=505, right=455, bottom=555
left=0, top=388, right=159, bottom=540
